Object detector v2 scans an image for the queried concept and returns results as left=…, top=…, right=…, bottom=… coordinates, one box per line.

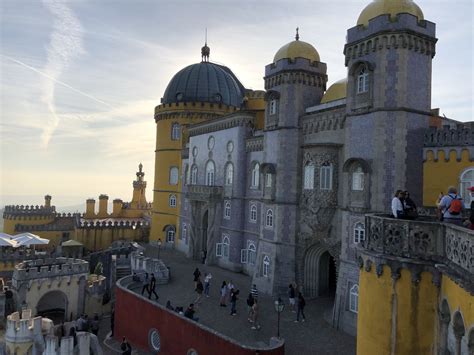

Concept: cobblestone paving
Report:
left=134, top=246, right=356, bottom=355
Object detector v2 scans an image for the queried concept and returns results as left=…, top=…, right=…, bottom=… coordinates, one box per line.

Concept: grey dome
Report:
left=162, top=62, right=245, bottom=107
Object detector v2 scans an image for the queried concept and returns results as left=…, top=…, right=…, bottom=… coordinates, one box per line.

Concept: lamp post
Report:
left=274, top=297, right=285, bottom=339
left=157, top=239, right=162, bottom=259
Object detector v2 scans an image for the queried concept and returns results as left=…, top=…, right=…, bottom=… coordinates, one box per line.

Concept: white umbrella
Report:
left=14, top=233, right=50, bottom=247
left=0, top=237, right=16, bottom=247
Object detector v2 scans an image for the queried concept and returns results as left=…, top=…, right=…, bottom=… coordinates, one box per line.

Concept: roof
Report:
left=357, top=0, right=424, bottom=26
left=320, top=78, right=347, bottom=104
left=62, top=240, right=83, bottom=247
left=274, top=39, right=320, bottom=63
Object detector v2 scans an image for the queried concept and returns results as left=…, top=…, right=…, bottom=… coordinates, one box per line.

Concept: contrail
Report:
left=1, top=54, right=114, bottom=110
left=40, top=0, right=84, bottom=148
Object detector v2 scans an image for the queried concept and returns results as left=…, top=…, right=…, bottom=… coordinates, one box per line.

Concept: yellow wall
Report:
left=75, top=227, right=143, bottom=251
left=150, top=102, right=237, bottom=244
left=3, top=215, right=55, bottom=235
left=440, top=275, right=474, bottom=331
left=357, top=265, right=437, bottom=355
left=423, top=149, right=472, bottom=206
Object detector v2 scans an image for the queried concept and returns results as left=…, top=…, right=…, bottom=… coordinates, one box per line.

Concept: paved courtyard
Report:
left=123, top=245, right=356, bottom=355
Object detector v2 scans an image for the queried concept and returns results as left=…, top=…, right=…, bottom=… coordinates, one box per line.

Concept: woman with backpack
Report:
left=438, top=186, right=464, bottom=225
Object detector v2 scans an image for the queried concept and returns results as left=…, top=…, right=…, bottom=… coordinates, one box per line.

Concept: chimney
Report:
left=85, top=199, right=96, bottom=218
left=112, top=199, right=123, bottom=217
left=44, top=195, right=52, bottom=208
left=98, top=194, right=109, bottom=218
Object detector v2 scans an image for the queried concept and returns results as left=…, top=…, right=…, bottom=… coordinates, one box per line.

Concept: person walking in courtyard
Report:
left=141, top=272, right=150, bottom=296
left=219, top=281, right=227, bottom=307
left=247, top=292, right=255, bottom=322
left=226, top=280, right=234, bottom=303
left=149, top=273, right=159, bottom=300
left=251, top=299, right=261, bottom=330
left=194, top=277, right=204, bottom=305
left=201, top=249, right=207, bottom=264
left=193, top=268, right=201, bottom=288
left=250, top=284, right=259, bottom=301
left=204, top=272, right=212, bottom=297
left=288, top=284, right=296, bottom=312
left=230, top=288, right=239, bottom=316
left=295, top=292, right=306, bottom=322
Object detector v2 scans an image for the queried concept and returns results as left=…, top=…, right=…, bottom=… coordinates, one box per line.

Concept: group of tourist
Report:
left=76, top=313, right=100, bottom=335
left=135, top=271, right=159, bottom=300
left=392, top=185, right=474, bottom=229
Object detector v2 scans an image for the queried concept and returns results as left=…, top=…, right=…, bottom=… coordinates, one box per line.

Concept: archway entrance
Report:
left=304, top=245, right=337, bottom=298
left=36, top=290, right=68, bottom=323
left=201, top=210, right=208, bottom=256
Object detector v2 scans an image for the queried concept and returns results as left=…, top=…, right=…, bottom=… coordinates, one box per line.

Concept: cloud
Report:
left=40, top=0, right=84, bottom=148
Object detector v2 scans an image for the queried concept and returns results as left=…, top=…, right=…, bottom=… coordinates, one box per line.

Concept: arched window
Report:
left=263, top=255, right=270, bottom=277
left=205, top=160, right=215, bottom=186
left=349, top=284, right=359, bottom=313
left=169, top=194, right=177, bottom=207
left=269, top=99, right=278, bottom=115
left=251, top=163, right=260, bottom=188
left=182, top=224, right=187, bottom=242
left=224, top=201, right=231, bottom=219
left=357, top=67, right=369, bottom=93
left=222, top=235, right=230, bottom=258
left=320, top=163, right=333, bottom=190
left=354, top=222, right=365, bottom=244
left=460, top=168, right=474, bottom=204
left=248, top=242, right=256, bottom=265
left=171, top=123, right=180, bottom=140
left=169, top=167, right=179, bottom=185
left=352, top=166, right=364, bottom=191
left=164, top=226, right=176, bottom=243
left=265, top=173, right=273, bottom=188
left=265, top=209, right=274, bottom=228
left=191, top=165, right=198, bottom=185
left=304, top=162, right=315, bottom=190
left=225, top=163, right=234, bottom=185
left=250, top=204, right=257, bottom=222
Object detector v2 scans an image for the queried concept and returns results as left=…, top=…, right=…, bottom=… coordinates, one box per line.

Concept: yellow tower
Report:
left=150, top=44, right=246, bottom=245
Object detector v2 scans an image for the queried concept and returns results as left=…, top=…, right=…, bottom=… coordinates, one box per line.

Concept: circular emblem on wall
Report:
left=149, top=329, right=161, bottom=352
left=192, top=146, right=198, bottom=157
left=176, top=92, right=184, bottom=101
left=226, top=141, right=234, bottom=153
left=208, top=136, right=215, bottom=150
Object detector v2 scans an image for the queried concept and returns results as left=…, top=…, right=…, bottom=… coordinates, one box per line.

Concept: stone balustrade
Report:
left=362, top=214, right=474, bottom=276
left=245, top=135, right=264, bottom=152
left=130, top=252, right=169, bottom=285
left=186, top=185, right=223, bottom=202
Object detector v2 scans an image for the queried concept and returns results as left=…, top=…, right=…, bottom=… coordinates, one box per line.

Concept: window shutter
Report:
left=241, top=249, right=248, bottom=264
left=216, top=243, right=223, bottom=257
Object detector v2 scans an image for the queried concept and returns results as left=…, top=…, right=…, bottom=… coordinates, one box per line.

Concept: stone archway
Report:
left=36, top=290, right=68, bottom=323
left=303, top=245, right=337, bottom=298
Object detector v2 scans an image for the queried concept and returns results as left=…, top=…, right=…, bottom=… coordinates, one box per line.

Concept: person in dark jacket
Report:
left=148, top=273, right=159, bottom=300
left=230, top=289, right=239, bottom=316
left=184, top=303, right=199, bottom=322
left=295, top=292, right=306, bottom=323
left=120, top=337, right=132, bottom=355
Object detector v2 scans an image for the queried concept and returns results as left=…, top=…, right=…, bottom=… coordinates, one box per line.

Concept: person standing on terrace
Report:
left=438, top=186, right=464, bottom=225
left=391, top=190, right=405, bottom=218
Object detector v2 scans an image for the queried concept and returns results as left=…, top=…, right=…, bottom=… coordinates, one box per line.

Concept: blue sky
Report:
left=1, top=0, right=472, bottom=207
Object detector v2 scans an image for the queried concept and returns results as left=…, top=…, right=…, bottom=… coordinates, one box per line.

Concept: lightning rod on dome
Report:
left=201, top=28, right=210, bottom=62
left=295, top=27, right=300, bottom=41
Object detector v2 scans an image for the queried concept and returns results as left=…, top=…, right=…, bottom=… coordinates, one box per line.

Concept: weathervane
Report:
left=201, top=28, right=210, bottom=62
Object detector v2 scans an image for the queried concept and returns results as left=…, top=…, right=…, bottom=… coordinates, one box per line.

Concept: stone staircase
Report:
left=115, top=265, right=131, bottom=280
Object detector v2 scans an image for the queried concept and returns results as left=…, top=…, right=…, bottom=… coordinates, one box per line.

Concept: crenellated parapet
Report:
left=360, top=214, right=473, bottom=293
left=130, top=252, right=169, bottom=284
left=77, top=219, right=150, bottom=229
left=3, top=204, right=56, bottom=219
left=424, top=124, right=474, bottom=147
left=345, top=13, right=437, bottom=66
left=155, top=101, right=238, bottom=122
left=13, top=258, right=89, bottom=284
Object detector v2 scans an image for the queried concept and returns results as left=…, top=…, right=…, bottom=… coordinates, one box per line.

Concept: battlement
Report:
left=130, top=252, right=170, bottom=284
left=78, top=219, right=150, bottom=228
left=424, top=123, right=474, bottom=147
left=155, top=101, right=238, bottom=117
left=265, top=57, right=327, bottom=80
left=3, top=204, right=56, bottom=217
left=13, top=258, right=89, bottom=281
left=347, top=12, right=436, bottom=44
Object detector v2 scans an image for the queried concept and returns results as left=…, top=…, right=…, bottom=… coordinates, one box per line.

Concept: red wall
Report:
left=115, top=285, right=285, bottom=355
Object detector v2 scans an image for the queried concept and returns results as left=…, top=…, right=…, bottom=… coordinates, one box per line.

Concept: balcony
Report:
left=362, top=215, right=473, bottom=276
left=186, top=185, right=223, bottom=202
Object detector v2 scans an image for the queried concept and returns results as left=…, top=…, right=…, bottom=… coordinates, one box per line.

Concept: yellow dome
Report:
left=357, top=0, right=424, bottom=27
left=320, top=78, right=347, bottom=104
left=274, top=39, right=320, bottom=63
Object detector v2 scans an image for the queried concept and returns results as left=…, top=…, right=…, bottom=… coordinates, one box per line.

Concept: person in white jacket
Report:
left=391, top=190, right=405, bottom=218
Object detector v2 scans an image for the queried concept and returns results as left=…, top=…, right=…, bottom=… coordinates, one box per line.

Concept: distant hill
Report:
left=57, top=204, right=85, bottom=214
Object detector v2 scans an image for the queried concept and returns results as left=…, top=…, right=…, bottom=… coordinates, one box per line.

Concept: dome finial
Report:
left=201, top=28, right=210, bottom=62
left=295, top=27, right=300, bottom=41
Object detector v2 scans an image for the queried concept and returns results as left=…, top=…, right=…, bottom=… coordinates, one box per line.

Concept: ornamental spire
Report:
left=295, top=27, right=300, bottom=41
left=201, top=28, right=210, bottom=62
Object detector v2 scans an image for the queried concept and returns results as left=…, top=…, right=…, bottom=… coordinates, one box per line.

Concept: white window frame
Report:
left=216, top=242, right=223, bottom=257
left=225, top=163, right=234, bottom=185
left=224, top=201, right=231, bottom=219
left=251, top=163, right=260, bottom=188
left=304, top=162, right=315, bottom=190
left=265, top=209, right=274, bottom=228
left=166, top=230, right=175, bottom=243
left=171, top=123, right=180, bottom=140
left=250, top=204, right=257, bottom=223
left=240, top=249, right=248, bottom=264
left=247, top=242, right=256, bottom=265
left=320, top=164, right=333, bottom=191
left=269, top=99, right=277, bottom=115
left=353, top=222, right=365, bottom=244
left=191, top=165, right=198, bottom=185
left=169, top=194, right=177, bottom=207
left=460, top=168, right=474, bottom=204
left=222, top=235, right=230, bottom=258
left=357, top=68, right=369, bottom=94
left=182, top=224, right=187, bottom=242
left=349, top=284, right=359, bottom=313
left=169, top=167, right=179, bottom=185
left=265, top=173, right=272, bottom=188
left=205, top=160, right=215, bottom=186
left=352, top=167, right=364, bottom=191
left=263, top=255, right=270, bottom=277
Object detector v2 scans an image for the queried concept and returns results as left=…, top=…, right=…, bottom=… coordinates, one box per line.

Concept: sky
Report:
left=0, top=0, right=472, bottom=208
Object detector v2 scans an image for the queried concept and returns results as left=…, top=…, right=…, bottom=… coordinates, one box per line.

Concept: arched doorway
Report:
left=202, top=210, right=208, bottom=256
left=36, top=290, right=68, bottom=323
left=304, top=245, right=337, bottom=298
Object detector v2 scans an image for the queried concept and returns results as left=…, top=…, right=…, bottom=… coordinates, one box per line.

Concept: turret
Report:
left=97, top=194, right=109, bottom=218
left=131, top=163, right=147, bottom=209
left=44, top=195, right=52, bottom=208
left=85, top=199, right=95, bottom=218
left=112, top=199, right=123, bottom=217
